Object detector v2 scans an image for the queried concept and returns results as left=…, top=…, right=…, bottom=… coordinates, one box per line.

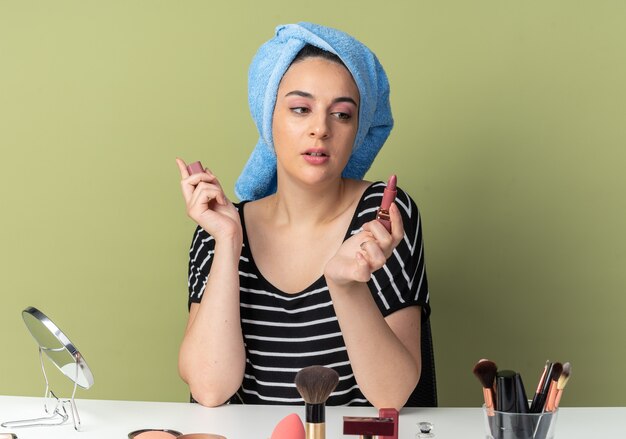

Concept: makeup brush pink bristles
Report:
left=473, top=359, right=498, bottom=411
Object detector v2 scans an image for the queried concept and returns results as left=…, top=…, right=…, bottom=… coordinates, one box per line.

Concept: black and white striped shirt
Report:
left=187, top=181, right=430, bottom=406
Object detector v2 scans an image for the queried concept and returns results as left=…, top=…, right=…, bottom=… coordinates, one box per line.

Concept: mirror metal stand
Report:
left=1, top=307, right=93, bottom=432
left=1, top=346, right=83, bottom=431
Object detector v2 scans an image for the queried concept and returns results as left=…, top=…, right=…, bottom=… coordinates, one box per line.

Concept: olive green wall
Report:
left=1, top=1, right=624, bottom=407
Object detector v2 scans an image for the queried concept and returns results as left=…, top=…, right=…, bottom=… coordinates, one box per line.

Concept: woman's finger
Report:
left=185, top=172, right=224, bottom=193
left=189, top=184, right=226, bottom=209
left=195, top=181, right=228, bottom=205
left=353, top=252, right=373, bottom=282
left=176, top=158, right=190, bottom=179
left=177, top=158, right=221, bottom=202
left=363, top=220, right=393, bottom=249
left=357, top=239, right=387, bottom=269
left=181, top=173, right=221, bottom=204
left=176, top=158, right=196, bottom=201
left=189, top=183, right=213, bottom=206
left=389, top=203, right=404, bottom=245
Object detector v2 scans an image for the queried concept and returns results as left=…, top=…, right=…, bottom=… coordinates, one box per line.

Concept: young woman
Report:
left=176, top=23, right=430, bottom=410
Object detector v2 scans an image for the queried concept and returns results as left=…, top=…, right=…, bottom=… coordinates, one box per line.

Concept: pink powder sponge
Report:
left=270, top=413, right=305, bottom=439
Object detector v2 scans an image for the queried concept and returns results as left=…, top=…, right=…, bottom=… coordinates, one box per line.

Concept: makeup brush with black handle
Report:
left=530, top=362, right=562, bottom=413
left=295, top=365, right=339, bottom=439
left=529, top=361, right=552, bottom=413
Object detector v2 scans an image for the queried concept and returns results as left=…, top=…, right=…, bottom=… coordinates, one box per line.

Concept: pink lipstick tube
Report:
left=343, top=416, right=395, bottom=439
left=186, top=161, right=205, bottom=175
left=378, top=408, right=398, bottom=439
left=376, top=175, right=397, bottom=233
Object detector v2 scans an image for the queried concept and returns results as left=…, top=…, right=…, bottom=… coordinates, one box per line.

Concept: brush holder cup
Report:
left=482, top=405, right=558, bottom=439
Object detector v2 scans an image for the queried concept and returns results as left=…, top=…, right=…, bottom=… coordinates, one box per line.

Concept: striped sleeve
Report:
left=187, top=225, right=216, bottom=308
left=360, top=184, right=430, bottom=319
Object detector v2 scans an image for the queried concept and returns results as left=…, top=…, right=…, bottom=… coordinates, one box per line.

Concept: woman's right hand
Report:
left=176, top=158, right=242, bottom=243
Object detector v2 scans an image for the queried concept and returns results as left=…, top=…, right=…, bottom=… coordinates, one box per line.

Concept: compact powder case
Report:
left=179, top=435, right=227, bottom=439
left=128, top=429, right=183, bottom=439
left=128, top=430, right=226, bottom=439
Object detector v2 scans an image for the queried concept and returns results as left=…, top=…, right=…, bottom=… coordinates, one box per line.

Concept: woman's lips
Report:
left=302, top=150, right=329, bottom=164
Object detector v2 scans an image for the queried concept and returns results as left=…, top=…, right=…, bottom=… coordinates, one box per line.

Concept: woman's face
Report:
left=272, top=56, right=360, bottom=188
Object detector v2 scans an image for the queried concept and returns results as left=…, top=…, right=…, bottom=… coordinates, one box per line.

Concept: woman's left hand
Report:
left=324, top=203, right=404, bottom=286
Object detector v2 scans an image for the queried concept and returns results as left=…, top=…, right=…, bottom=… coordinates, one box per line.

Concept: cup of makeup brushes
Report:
left=483, top=405, right=558, bottom=439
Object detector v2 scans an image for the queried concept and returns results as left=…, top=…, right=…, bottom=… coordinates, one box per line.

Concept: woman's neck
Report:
left=268, top=176, right=356, bottom=229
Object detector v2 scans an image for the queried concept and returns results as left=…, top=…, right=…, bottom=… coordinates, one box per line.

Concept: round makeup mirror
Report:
left=1, top=307, right=94, bottom=430
left=22, top=306, right=94, bottom=389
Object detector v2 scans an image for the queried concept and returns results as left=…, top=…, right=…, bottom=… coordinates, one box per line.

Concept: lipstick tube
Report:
left=376, top=175, right=397, bottom=232
left=378, top=408, right=398, bottom=439
left=187, top=161, right=204, bottom=175
left=343, top=416, right=395, bottom=439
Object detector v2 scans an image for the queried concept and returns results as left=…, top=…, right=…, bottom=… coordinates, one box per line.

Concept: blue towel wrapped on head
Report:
left=235, top=22, right=393, bottom=201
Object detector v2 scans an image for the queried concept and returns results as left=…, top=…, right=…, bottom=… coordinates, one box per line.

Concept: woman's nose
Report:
left=308, top=115, right=330, bottom=139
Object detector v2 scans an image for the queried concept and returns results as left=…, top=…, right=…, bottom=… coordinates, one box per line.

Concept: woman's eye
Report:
left=333, top=112, right=351, bottom=120
left=291, top=107, right=310, bottom=114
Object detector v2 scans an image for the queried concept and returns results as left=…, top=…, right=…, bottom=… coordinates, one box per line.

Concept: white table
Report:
left=0, top=396, right=623, bottom=438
